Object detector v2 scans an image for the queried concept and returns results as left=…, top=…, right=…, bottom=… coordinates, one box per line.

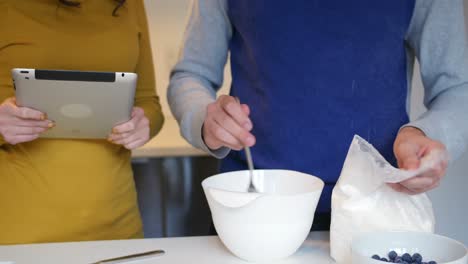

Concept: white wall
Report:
left=418, top=0, right=468, bottom=245
left=144, top=0, right=468, bottom=244
left=143, top=0, right=230, bottom=118
left=412, top=64, right=468, bottom=246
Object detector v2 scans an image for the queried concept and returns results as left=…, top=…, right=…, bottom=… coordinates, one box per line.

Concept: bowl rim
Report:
left=351, top=230, right=468, bottom=261
left=201, top=169, right=325, bottom=198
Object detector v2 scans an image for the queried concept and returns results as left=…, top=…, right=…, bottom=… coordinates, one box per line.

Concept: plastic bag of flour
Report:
left=330, top=135, right=448, bottom=263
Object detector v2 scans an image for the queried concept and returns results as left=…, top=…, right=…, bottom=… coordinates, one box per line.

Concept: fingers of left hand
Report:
left=400, top=165, right=446, bottom=192
left=110, top=129, right=149, bottom=147
left=108, top=130, right=133, bottom=142
left=123, top=139, right=147, bottom=150
left=387, top=183, right=420, bottom=195
left=396, top=180, right=441, bottom=195
left=109, top=122, right=149, bottom=146
left=110, top=123, right=149, bottom=141
left=117, top=132, right=148, bottom=149
left=112, top=108, right=145, bottom=134
left=108, top=110, right=150, bottom=148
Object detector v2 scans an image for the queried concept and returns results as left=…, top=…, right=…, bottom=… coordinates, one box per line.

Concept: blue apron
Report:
left=224, top=0, right=415, bottom=212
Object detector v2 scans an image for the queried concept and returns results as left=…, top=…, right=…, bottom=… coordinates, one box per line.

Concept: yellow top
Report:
left=0, top=0, right=164, bottom=244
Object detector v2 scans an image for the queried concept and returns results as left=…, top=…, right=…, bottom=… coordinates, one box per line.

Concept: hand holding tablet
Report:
left=12, top=68, right=137, bottom=140
left=108, top=106, right=151, bottom=150
left=0, top=97, right=54, bottom=145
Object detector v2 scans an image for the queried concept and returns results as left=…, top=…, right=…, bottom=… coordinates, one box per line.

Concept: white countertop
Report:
left=0, top=232, right=334, bottom=264
left=131, top=117, right=208, bottom=158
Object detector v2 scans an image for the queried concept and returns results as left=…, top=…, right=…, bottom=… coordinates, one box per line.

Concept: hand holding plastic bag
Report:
left=330, top=135, right=448, bottom=263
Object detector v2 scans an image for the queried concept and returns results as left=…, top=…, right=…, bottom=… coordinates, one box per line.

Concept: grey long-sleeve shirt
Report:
left=168, top=0, right=468, bottom=161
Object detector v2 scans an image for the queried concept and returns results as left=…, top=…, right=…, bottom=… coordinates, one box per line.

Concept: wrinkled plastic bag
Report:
left=330, top=135, right=448, bottom=263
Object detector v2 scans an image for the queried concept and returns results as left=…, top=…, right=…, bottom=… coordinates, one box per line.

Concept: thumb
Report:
left=131, top=107, right=144, bottom=117
left=395, top=139, right=422, bottom=170
left=400, top=154, right=421, bottom=170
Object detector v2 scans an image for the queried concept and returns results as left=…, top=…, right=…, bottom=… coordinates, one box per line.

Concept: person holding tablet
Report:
left=0, top=0, right=164, bottom=244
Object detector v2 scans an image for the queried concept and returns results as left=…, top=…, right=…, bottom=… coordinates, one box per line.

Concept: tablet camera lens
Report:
left=121, top=73, right=125, bottom=77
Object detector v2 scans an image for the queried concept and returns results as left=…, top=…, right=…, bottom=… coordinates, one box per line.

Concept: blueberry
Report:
left=381, top=257, right=389, bottom=262
left=428, top=261, right=437, bottom=264
left=372, top=254, right=381, bottom=260
left=412, top=253, right=423, bottom=263
left=388, top=251, right=398, bottom=260
left=401, top=253, right=412, bottom=263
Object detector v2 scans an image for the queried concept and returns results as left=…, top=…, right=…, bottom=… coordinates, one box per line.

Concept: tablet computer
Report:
left=12, top=68, right=137, bottom=139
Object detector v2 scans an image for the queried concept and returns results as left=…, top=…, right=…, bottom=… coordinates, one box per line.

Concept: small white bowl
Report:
left=202, top=170, right=324, bottom=262
left=352, top=231, right=468, bottom=264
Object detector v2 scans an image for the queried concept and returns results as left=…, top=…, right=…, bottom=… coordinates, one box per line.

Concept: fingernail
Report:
left=112, top=128, right=118, bottom=134
left=246, top=135, right=255, bottom=146
left=107, top=137, right=113, bottom=142
left=40, top=114, right=46, bottom=121
left=243, top=121, right=253, bottom=131
left=47, top=122, right=55, bottom=128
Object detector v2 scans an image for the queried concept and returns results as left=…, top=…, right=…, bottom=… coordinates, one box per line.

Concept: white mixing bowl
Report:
left=352, top=231, right=468, bottom=264
left=202, top=170, right=324, bottom=262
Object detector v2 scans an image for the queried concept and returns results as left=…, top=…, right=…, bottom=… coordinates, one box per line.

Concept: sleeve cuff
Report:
left=402, top=116, right=443, bottom=146
left=399, top=123, right=431, bottom=137
left=182, top=104, right=230, bottom=159
left=402, top=112, right=466, bottom=161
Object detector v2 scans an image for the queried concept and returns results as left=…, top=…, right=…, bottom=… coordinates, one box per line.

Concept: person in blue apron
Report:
left=168, top=0, right=468, bottom=230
